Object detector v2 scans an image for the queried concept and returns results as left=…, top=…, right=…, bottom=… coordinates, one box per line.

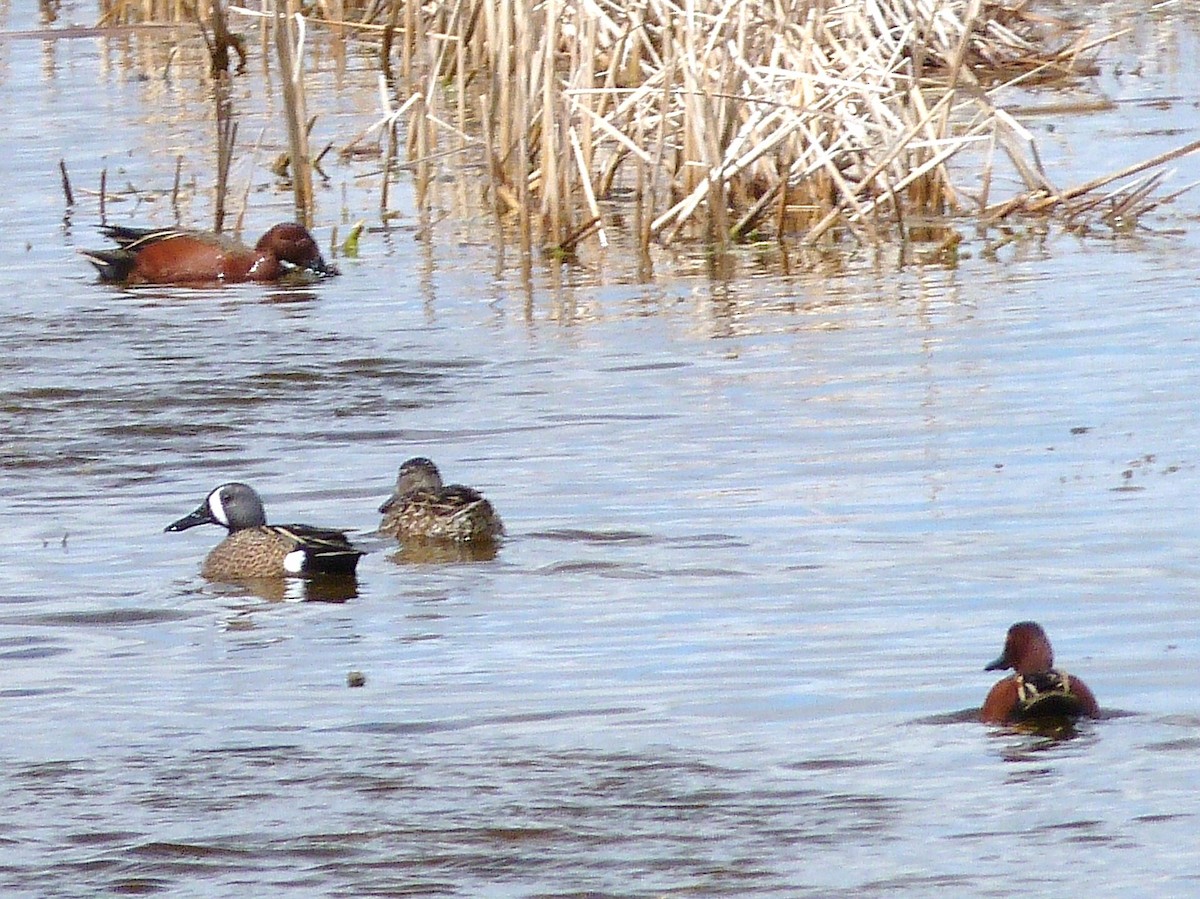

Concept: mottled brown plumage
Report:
left=378, top=457, right=503, bottom=544
left=167, top=483, right=363, bottom=580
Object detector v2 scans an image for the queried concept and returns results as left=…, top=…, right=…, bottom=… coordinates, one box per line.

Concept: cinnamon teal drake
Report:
left=166, top=483, right=363, bottom=580
left=982, top=621, right=1099, bottom=724
left=82, top=222, right=337, bottom=285
left=377, top=457, right=503, bottom=543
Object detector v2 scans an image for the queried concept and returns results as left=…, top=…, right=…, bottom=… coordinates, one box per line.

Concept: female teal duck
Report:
left=378, top=457, right=503, bottom=543
left=167, top=482, right=364, bottom=580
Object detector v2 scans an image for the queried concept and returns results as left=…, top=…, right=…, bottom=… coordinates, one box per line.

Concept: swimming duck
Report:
left=982, top=621, right=1099, bottom=724
left=166, top=482, right=363, bottom=580
left=377, top=457, right=503, bottom=543
left=82, top=222, right=336, bottom=285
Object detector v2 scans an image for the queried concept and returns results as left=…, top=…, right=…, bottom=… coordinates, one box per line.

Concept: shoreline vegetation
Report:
left=89, top=0, right=1200, bottom=263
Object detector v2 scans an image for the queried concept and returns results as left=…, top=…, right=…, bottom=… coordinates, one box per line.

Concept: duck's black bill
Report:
left=165, top=504, right=214, bottom=532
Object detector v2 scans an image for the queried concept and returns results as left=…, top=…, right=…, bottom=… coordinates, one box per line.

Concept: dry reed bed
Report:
left=99, top=0, right=1199, bottom=255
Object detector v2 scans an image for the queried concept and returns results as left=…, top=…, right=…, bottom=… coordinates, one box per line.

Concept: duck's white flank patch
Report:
left=283, top=550, right=307, bottom=574
left=208, top=490, right=229, bottom=527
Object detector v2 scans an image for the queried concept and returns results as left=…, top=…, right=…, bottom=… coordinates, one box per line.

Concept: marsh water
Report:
left=4, top=3, right=1200, bottom=896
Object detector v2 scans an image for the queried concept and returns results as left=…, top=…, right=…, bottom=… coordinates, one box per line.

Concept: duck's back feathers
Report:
left=271, top=523, right=365, bottom=576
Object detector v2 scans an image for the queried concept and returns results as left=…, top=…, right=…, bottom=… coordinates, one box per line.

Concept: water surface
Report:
left=2, top=4, right=1200, bottom=896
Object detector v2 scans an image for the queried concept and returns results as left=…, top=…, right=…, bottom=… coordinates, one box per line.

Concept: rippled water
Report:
left=3, top=4, right=1200, bottom=897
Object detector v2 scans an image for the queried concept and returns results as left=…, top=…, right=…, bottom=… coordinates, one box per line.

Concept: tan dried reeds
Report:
left=97, top=0, right=1199, bottom=257
left=273, top=1, right=317, bottom=225
left=357, top=0, right=1136, bottom=255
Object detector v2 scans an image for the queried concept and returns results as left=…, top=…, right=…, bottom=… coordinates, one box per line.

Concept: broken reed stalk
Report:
left=199, top=1, right=240, bottom=233
left=274, top=0, right=315, bottom=226
left=172, top=155, right=183, bottom=220
left=380, top=0, right=401, bottom=82
left=197, top=0, right=247, bottom=77
left=984, top=136, right=1200, bottom=219
left=381, top=81, right=396, bottom=215
left=59, top=159, right=74, bottom=207
left=213, top=81, right=237, bottom=233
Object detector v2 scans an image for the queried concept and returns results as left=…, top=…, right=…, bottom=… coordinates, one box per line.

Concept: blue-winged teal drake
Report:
left=377, top=457, right=503, bottom=543
left=166, top=483, right=364, bottom=579
left=982, top=621, right=1099, bottom=724
left=82, top=222, right=337, bottom=285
